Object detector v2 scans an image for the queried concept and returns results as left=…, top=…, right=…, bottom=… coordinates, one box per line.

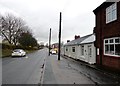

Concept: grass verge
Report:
left=2, top=49, right=12, bottom=58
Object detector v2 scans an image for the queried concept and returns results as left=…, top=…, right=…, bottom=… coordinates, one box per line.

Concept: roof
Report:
left=64, top=34, right=95, bottom=46
left=93, top=2, right=114, bottom=14
left=81, top=34, right=95, bottom=44
left=52, top=43, right=59, bottom=45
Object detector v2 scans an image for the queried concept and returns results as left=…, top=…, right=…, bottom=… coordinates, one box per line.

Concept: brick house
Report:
left=93, top=1, right=120, bottom=71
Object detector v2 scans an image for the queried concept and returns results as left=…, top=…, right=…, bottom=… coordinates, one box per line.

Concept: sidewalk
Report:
left=43, top=54, right=120, bottom=85
left=62, top=55, right=120, bottom=80
left=43, top=55, right=94, bottom=84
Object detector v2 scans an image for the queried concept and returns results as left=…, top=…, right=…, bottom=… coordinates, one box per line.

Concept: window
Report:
left=81, top=46, right=84, bottom=55
left=72, top=47, right=75, bottom=52
left=66, top=47, right=68, bottom=51
left=106, top=3, right=117, bottom=23
left=104, top=37, right=120, bottom=57
left=88, top=45, right=92, bottom=56
left=90, top=48, right=92, bottom=55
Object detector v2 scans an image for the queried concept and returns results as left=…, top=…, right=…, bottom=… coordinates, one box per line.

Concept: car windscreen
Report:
left=13, top=49, right=21, bottom=52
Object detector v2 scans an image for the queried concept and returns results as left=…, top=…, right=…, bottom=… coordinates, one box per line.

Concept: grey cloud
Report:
left=0, top=0, right=105, bottom=44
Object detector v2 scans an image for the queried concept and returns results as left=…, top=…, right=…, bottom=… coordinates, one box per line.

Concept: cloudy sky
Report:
left=0, top=0, right=105, bottom=44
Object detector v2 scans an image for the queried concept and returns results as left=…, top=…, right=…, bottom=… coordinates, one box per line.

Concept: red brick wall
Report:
left=103, top=56, right=120, bottom=71
left=94, top=2, right=120, bottom=71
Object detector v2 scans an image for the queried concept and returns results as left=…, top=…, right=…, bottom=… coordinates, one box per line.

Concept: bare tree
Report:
left=0, top=13, right=28, bottom=45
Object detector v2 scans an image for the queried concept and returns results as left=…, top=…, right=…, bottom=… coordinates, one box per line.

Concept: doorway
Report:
left=88, top=45, right=92, bottom=63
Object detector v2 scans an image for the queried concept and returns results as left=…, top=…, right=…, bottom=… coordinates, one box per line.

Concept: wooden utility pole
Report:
left=49, top=28, right=51, bottom=56
left=58, top=12, right=62, bottom=60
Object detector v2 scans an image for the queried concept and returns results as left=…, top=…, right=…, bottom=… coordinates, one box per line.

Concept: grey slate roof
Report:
left=64, top=34, right=94, bottom=46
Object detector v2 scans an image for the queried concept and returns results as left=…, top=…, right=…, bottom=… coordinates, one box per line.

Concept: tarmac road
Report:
left=2, top=48, right=120, bottom=85
left=2, top=48, right=47, bottom=84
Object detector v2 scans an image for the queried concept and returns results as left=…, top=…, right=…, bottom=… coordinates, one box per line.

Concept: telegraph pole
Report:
left=58, top=12, right=62, bottom=60
left=49, top=28, right=51, bottom=56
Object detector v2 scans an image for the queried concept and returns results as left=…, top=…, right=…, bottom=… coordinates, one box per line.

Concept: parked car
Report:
left=50, top=49, right=57, bottom=54
left=12, top=49, right=26, bottom=57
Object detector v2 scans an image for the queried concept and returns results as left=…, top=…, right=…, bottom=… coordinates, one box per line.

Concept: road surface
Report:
left=2, top=48, right=47, bottom=84
left=2, top=48, right=120, bottom=85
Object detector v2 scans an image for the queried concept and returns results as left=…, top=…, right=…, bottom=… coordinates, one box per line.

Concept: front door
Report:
left=88, top=45, right=92, bottom=63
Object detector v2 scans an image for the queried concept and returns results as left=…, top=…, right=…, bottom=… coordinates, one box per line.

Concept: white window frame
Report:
left=88, top=45, right=92, bottom=56
left=66, top=47, right=68, bottom=51
left=104, top=37, right=120, bottom=57
left=106, top=3, right=117, bottom=23
left=72, top=47, right=75, bottom=52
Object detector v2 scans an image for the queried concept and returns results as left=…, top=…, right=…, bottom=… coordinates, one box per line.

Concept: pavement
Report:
left=43, top=55, right=94, bottom=84
left=43, top=54, right=120, bottom=85
left=62, top=55, right=120, bottom=80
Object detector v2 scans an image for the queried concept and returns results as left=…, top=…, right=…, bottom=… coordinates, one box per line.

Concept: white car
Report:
left=12, top=49, right=26, bottom=57
left=50, top=49, right=57, bottom=54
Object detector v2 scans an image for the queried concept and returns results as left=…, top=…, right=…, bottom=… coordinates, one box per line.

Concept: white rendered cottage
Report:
left=63, top=34, right=96, bottom=64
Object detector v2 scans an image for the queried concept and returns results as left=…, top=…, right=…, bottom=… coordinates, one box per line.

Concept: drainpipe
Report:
left=100, top=11, right=102, bottom=65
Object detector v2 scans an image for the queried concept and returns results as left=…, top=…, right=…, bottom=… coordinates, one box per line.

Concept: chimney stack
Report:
left=75, top=35, right=80, bottom=39
left=67, top=40, right=70, bottom=43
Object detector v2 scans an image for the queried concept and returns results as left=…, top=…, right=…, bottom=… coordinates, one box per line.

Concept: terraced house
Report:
left=64, top=34, right=96, bottom=64
left=93, top=1, right=120, bottom=71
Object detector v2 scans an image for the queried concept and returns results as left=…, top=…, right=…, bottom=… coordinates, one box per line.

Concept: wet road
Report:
left=2, top=48, right=47, bottom=84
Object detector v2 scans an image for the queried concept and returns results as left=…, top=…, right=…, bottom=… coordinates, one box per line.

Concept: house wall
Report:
left=77, top=43, right=96, bottom=64
left=61, top=46, right=65, bottom=55
left=64, top=46, right=71, bottom=57
left=64, top=45, right=79, bottom=59
left=64, top=43, right=96, bottom=64
left=94, top=2, right=120, bottom=71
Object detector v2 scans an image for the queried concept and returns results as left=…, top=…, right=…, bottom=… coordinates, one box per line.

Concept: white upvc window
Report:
left=106, top=3, right=117, bottom=23
left=104, top=37, right=120, bottom=57
left=72, top=47, right=75, bottom=52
